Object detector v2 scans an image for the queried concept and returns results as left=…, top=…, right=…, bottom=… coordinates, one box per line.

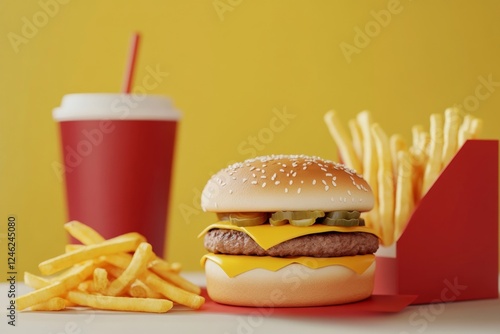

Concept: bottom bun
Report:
left=204, top=257, right=375, bottom=307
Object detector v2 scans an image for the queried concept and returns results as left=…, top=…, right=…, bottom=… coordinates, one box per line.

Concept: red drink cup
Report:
left=53, top=93, right=180, bottom=256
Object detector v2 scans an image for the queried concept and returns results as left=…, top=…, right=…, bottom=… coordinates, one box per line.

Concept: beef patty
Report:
left=204, top=229, right=379, bottom=258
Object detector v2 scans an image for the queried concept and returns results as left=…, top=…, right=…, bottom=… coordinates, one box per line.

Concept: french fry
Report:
left=470, top=117, right=483, bottom=138
left=30, top=297, right=66, bottom=311
left=129, top=280, right=162, bottom=299
left=324, top=110, right=362, bottom=172
left=348, top=119, right=364, bottom=171
left=390, top=134, right=407, bottom=180
left=106, top=242, right=153, bottom=296
left=18, top=220, right=204, bottom=313
left=77, top=280, right=95, bottom=293
left=16, top=261, right=95, bottom=310
left=458, top=114, right=473, bottom=147
left=149, top=262, right=201, bottom=295
left=67, top=291, right=173, bottom=313
left=422, top=114, right=444, bottom=194
left=394, top=150, right=414, bottom=241
left=356, top=111, right=379, bottom=233
left=371, top=123, right=394, bottom=246
left=64, top=220, right=106, bottom=244
left=104, top=253, right=204, bottom=309
left=93, top=268, right=109, bottom=293
left=103, top=264, right=125, bottom=279
left=411, top=125, right=424, bottom=149
left=65, top=244, right=84, bottom=253
left=148, top=257, right=182, bottom=273
left=24, top=272, right=50, bottom=289
left=441, top=107, right=460, bottom=167
left=167, top=262, right=182, bottom=273
left=140, top=272, right=205, bottom=310
left=324, top=108, right=482, bottom=246
left=38, top=233, right=143, bottom=275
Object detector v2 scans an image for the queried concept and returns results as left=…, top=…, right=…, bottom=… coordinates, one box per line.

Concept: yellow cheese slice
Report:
left=201, top=253, right=375, bottom=277
left=198, top=221, right=379, bottom=250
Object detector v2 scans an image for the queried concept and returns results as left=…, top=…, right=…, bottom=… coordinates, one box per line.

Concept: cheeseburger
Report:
left=199, top=155, right=379, bottom=307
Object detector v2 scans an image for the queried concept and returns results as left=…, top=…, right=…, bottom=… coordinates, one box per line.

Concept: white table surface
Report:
left=1, top=273, right=499, bottom=334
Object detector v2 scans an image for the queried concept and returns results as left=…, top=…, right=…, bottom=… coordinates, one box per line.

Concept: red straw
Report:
left=121, top=32, right=140, bottom=94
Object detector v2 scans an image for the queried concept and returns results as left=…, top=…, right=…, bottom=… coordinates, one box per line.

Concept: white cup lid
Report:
left=53, top=93, right=181, bottom=121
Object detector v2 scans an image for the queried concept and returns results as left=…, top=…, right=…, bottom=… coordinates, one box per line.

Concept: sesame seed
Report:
left=261, top=175, right=266, bottom=179
left=321, top=167, right=327, bottom=172
left=279, top=169, right=285, bottom=172
left=297, top=188, right=302, bottom=194
left=312, top=179, right=317, bottom=185
left=229, top=190, right=233, bottom=194
left=325, top=185, right=329, bottom=191
left=292, top=172, right=297, bottom=177
left=333, top=176, right=337, bottom=180
left=251, top=181, right=258, bottom=185
left=250, top=166, right=256, bottom=171
left=271, top=173, right=277, bottom=181
left=282, top=164, right=287, bottom=167
left=232, top=176, right=237, bottom=180
left=275, top=181, right=280, bottom=185
left=289, top=180, right=293, bottom=185
left=252, top=173, right=256, bottom=178
left=301, top=180, right=304, bottom=184
left=242, top=178, right=248, bottom=183
left=303, top=166, right=307, bottom=170
left=262, top=182, right=267, bottom=188
left=326, top=173, right=332, bottom=177
left=322, top=180, right=327, bottom=186
left=332, top=180, right=337, bottom=187
left=285, top=188, right=289, bottom=193
left=261, top=169, right=265, bottom=173
left=348, top=190, right=352, bottom=196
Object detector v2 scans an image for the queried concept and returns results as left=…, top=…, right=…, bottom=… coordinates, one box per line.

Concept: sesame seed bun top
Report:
left=201, top=155, right=374, bottom=212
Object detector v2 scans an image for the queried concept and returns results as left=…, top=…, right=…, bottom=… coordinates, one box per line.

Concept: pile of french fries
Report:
left=16, top=221, right=205, bottom=313
left=324, top=107, right=482, bottom=246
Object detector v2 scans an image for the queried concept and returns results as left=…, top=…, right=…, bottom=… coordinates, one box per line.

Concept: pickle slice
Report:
left=270, top=211, right=292, bottom=226
left=292, top=210, right=325, bottom=220
left=229, top=212, right=268, bottom=227
left=290, top=218, right=316, bottom=227
left=321, top=217, right=360, bottom=226
left=270, top=211, right=325, bottom=226
left=325, top=210, right=360, bottom=220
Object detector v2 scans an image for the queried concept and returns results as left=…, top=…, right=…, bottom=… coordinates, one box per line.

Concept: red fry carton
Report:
left=373, top=139, right=499, bottom=304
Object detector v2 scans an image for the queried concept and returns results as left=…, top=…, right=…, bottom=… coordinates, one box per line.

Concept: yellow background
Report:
left=1, top=0, right=499, bottom=276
